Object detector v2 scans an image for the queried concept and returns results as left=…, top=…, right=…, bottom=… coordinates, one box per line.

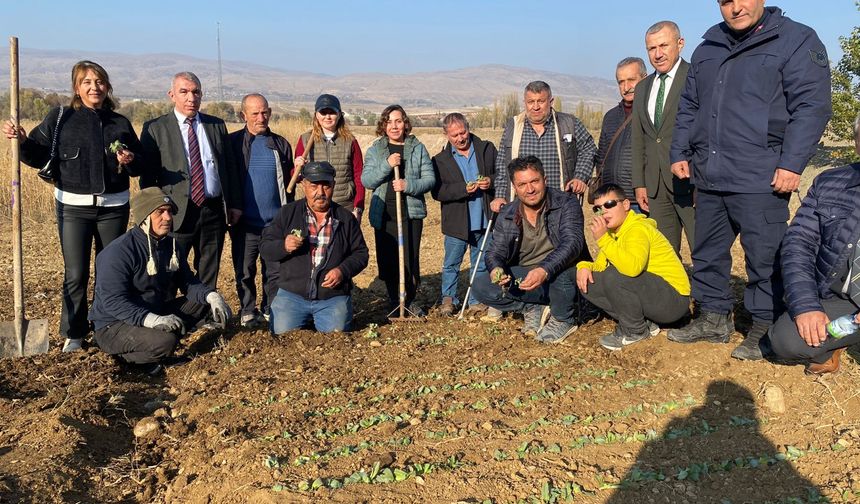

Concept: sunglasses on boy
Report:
left=592, top=199, right=624, bottom=215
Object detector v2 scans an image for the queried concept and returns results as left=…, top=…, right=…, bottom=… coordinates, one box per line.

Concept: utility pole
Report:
left=217, top=22, right=224, bottom=102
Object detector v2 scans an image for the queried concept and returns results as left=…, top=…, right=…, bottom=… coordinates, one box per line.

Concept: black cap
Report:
left=302, top=161, right=336, bottom=183
left=314, top=94, right=341, bottom=114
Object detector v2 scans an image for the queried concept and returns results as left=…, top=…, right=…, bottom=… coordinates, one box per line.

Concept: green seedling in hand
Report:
left=108, top=140, right=128, bottom=154
left=290, top=229, right=303, bottom=239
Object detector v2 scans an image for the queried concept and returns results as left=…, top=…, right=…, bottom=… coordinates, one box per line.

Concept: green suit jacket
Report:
left=140, top=111, right=241, bottom=229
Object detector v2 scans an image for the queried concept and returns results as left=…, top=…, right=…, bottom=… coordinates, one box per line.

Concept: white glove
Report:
left=143, top=313, right=185, bottom=334
left=206, top=292, right=233, bottom=329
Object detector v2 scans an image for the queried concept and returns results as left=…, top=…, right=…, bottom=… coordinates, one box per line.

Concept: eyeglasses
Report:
left=592, top=199, right=622, bottom=215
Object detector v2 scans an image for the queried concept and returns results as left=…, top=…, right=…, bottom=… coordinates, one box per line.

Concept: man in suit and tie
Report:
left=631, top=20, right=694, bottom=255
left=140, top=71, right=242, bottom=291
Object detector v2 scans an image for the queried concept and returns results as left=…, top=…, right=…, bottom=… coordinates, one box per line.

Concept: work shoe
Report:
left=521, top=304, right=549, bottom=337
left=731, top=321, right=772, bottom=361
left=480, top=307, right=503, bottom=323
left=438, top=297, right=455, bottom=317
left=407, top=303, right=426, bottom=318
left=648, top=321, right=660, bottom=336
left=667, top=311, right=733, bottom=344
left=62, top=338, right=83, bottom=353
left=465, top=303, right=488, bottom=315
left=599, top=326, right=625, bottom=351
left=805, top=347, right=845, bottom=375
left=536, top=316, right=578, bottom=344
left=240, top=312, right=265, bottom=329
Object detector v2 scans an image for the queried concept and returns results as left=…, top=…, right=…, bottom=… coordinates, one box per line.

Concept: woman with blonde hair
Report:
left=294, top=94, right=364, bottom=220
left=2, top=60, right=143, bottom=352
left=361, top=104, right=435, bottom=316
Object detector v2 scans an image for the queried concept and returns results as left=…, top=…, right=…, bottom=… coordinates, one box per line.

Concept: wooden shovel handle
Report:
left=287, top=134, right=314, bottom=193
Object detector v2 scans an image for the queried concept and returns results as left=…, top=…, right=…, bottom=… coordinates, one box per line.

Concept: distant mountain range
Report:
left=3, top=48, right=620, bottom=112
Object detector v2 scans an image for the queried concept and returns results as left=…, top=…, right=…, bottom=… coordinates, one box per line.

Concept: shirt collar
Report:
left=450, top=141, right=475, bottom=158
left=174, top=108, right=199, bottom=124
left=659, top=57, right=683, bottom=81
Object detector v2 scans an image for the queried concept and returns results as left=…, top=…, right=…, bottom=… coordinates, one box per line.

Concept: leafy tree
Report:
left=298, top=107, right=312, bottom=123
left=502, top=92, right=520, bottom=124
left=553, top=96, right=563, bottom=113
left=204, top=101, right=238, bottom=122
left=827, top=1, right=860, bottom=146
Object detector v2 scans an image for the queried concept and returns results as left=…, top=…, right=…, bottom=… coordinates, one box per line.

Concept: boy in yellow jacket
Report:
left=576, top=184, right=690, bottom=350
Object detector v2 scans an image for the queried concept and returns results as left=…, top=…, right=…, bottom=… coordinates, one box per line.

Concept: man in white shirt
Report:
left=140, top=71, right=242, bottom=292
left=630, top=21, right=695, bottom=255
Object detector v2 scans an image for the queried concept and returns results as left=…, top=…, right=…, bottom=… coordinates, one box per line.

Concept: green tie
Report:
left=654, top=73, right=668, bottom=130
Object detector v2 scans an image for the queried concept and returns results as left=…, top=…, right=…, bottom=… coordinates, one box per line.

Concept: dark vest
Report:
left=301, top=132, right=355, bottom=209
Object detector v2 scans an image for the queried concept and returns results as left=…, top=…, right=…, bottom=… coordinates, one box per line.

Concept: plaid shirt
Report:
left=495, top=113, right=596, bottom=199
left=306, top=205, right=333, bottom=273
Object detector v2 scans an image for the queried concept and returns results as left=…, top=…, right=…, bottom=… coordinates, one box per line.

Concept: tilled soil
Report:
left=1, top=192, right=859, bottom=504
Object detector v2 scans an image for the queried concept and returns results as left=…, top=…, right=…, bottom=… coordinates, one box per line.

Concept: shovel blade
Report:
left=0, top=319, right=51, bottom=358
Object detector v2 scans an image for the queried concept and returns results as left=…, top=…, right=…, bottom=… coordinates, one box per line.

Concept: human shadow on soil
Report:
left=604, top=380, right=824, bottom=504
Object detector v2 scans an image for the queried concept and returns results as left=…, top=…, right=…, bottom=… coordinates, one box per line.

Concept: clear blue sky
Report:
left=1, top=0, right=856, bottom=78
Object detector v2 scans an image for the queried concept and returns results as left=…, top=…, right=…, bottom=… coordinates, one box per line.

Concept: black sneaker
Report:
left=731, top=321, right=772, bottom=360
left=667, top=311, right=733, bottom=344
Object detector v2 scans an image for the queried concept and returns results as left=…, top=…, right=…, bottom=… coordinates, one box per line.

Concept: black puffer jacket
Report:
left=20, top=106, right=143, bottom=195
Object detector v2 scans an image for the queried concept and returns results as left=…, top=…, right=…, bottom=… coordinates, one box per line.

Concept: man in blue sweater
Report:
left=228, top=94, right=293, bottom=328
left=89, top=188, right=232, bottom=375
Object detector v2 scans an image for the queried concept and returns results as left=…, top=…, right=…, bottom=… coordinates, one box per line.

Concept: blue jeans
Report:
left=472, top=265, right=577, bottom=323
left=269, top=289, right=353, bottom=333
left=441, top=231, right=490, bottom=306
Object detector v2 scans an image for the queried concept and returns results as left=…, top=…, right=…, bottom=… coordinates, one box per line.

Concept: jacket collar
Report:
left=704, top=6, right=783, bottom=48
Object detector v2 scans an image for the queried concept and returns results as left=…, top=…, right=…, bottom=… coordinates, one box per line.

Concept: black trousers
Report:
left=770, top=295, right=860, bottom=364
left=93, top=297, right=207, bottom=364
left=582, top=266, right=689, bottom=335
left=229, top=222, right=274, bottom=317
left=174, top=197, right=226, bottom=290
left=375, top=216, right=423, bottom=307
left=56, top=201, right=128, bottom=340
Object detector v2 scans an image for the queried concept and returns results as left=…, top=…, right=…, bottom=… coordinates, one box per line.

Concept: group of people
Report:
left=2, top=0, right=855, bottom=377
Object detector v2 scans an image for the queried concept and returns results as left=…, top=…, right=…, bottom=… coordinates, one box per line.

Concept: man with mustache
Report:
left=596, top=57, right=648, bottom=213
left=89, top=188, right=232, bottom=376
left=576, top=183, right=690, bottom=351
left=668, top=0, right=831, bottom=359
left=228, top=93, right=294, bottom=328
left=631, top=20, right=694, bottom=254
left=261, top=162, right=369, bottom=333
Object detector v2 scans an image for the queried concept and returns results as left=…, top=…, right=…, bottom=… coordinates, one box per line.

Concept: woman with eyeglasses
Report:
left=361, top=105, right=435, bottom=316
left=2, top=60, right=143, bottom=353
left=294, top=94, right=365, bottom=221
left=576, top=183, right=690, bottom=352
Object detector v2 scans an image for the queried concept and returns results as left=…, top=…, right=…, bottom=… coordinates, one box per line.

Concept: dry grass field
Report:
left=0, top=116, right=858, bottom=504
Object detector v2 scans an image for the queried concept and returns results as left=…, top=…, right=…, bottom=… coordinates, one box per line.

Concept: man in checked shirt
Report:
left=261, top=162, right=369, bottom=333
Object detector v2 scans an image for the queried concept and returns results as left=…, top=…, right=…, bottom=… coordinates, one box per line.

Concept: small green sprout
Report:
left=290, top=228, right=303, bottom=238
left=108, top=140, right=127, bottom=154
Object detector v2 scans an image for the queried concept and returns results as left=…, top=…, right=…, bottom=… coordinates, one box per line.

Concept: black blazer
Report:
left=140, top=111, right=241, bottom=228
left=431, top=134, right=497, bottom=241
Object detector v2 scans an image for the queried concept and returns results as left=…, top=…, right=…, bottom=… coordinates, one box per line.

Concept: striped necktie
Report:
left=185, top=116, right=206, bottom=206
left=654, top=73, right=668, bottom=131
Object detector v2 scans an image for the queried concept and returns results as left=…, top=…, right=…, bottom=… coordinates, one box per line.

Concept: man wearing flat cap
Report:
left=89, top=187, right=232, bottom=375
left=261, top=161, right=369, bottom=333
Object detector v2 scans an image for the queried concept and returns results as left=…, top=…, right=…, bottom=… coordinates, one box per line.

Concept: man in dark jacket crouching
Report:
left=261, top=162, right=369, bottom=333
left=473, top=156, right=585, bottom=343
left=89, top=187, right=233, bottom=375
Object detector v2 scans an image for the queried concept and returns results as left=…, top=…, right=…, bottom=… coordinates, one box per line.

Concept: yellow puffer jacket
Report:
left=577, top=211, right=690, bottom=295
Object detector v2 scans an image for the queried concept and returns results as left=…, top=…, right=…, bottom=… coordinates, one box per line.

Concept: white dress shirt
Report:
left=174, top=109, right=221, bottom=198
left=647, top=57, right=683, bottom=124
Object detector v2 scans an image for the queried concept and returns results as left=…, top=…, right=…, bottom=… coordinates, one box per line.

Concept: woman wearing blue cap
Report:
left=294, top=94, right=365, bottom=221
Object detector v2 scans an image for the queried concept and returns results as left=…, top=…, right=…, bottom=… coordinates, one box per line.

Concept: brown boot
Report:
left=805, top=348, right=845, bottom=375
left=438, top=297, right=455, bottom=317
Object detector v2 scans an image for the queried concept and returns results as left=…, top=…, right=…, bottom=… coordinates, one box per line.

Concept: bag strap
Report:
left=48, top=106, right=64, bottom=159
left=596, top=113, right=633, bottom=177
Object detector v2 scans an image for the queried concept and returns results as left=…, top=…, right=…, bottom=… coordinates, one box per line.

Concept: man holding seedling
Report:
left=261, top=162, right=369, bottom=333
left=668, top=0, right=831, bottom=360
left=474, top=156, right=585, bottom=343
left=89, top=188, right=232, bottom=376
left=577, top=183, right=690, bottom=351
left=431, top=113, right=497, bottom=316
left=140, top=71, right=242, bottom=295
left=228, top=93, right=294, bottom=329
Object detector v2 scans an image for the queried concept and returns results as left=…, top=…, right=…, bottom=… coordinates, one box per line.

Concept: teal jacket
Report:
left=361, top=135, right=435, bottom=229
